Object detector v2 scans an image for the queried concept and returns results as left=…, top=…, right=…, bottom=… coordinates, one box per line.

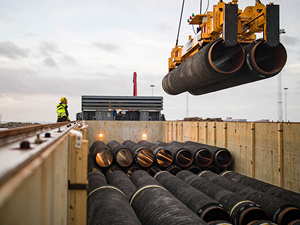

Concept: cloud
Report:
left=0, top=41, right=30, bottom=59
left=157, top=23, right=172, bottom=31
left=281, top=35, right=299, bottom=46
left=43, top=57, right=58, bottom=68
left=60, top=55, right=78, bottom=66
left=39, top=42, right=60, bottom=56
left=0, top=14, right=15, bottom=23
left=93, top=42, right=121, bottom=52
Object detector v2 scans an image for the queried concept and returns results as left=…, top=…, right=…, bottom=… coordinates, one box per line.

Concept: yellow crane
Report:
left=163, top=0, right=287, bottom=95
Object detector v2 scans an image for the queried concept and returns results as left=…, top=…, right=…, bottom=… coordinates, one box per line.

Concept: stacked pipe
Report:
left=87, top=171, right=141, bottom=225
left=154, top=171, right=231, bottom=223
left=87, top=153, right=103, bottom=173
left=170, top=141, right=213, bottom=168
left=106, top=170, right=137, bottom=201
left=138, top=140, right=173, bottom=168
left=199, top=170, right=300, bottom=225
left=162, top=38, right=287, bottom=96
left=221, top=171, right=300, bottom=210
left=129, top=170, right=207, bottom=225
left=176, top=170, right=269, bottom=225
left=107, top=140, right=134, bottom=167
left=89, top=140, right=113, bottom=168
left=122, top=140, right=154, bottom=168
left=184, top=141, right=232, bottom=173
left=155, top=140, right=194, bottom=168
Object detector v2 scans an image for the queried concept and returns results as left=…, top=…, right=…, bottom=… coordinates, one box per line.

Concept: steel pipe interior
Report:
left=252, top=41, right=287, bottom=75
left=209, top=39, right=245, bottom=74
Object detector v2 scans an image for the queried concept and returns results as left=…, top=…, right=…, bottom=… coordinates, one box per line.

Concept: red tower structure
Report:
left=133, top=72, right=137, bottom=96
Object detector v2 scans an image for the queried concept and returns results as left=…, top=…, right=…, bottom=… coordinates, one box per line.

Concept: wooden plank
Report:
left=278, top=123, right=283, bottom=187
left=223, top=123, right=227, bottom=149
left=251, top=123, right=255, bottom=178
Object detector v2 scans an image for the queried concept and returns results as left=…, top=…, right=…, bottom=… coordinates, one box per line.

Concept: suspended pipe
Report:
left=107, top=140, right=134, bottom=167
left=199, top=170, right=300, bottom=225
left=89, top=140, right=113, bottom=168
left=130, top=170, right=162, bottom=188
left=130, top=186, right=206, bottom=225
left=88, top=153, right=103, bottom=173
left=177, top=170, right=269, bottom=225
left=154, top=171, right=231, bottom=223
left=171, top=141, right=213, bottom=167
left=166, top=164, right=182, bottom=175
left=87, top=185, right=141, bottom=225
left=162, top=38, right=245, bottom=95
left=189, top=39, right=287, bottom=95
left=221, top=171, right=300, bottom=210
left=123, top=140, right=154, bottom=168
left=184, top=141, right=232, bottom=167
left=155, top=141, right=193, bottom=167
left=106, top=170, right=137, bottom=201
left=138, top=140, right=173, bottom=168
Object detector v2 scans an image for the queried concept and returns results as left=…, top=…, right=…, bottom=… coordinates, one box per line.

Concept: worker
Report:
left=57, top=97, right=70, bottom=122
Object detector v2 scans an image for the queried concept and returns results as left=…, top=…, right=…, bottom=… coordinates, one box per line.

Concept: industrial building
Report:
left=77, top=95, right=164, bottom=121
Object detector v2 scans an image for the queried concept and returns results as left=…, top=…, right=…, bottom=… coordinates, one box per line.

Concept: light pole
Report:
left=284, top=88, right=288, bottom=122
left=150, top=85, right=155, bottom=96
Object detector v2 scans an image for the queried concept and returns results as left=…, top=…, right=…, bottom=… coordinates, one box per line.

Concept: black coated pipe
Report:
left=288, top=220, right=300, bottom=225
left=171, top=141, right=213, bottom=167
left=87, top=185, right=141, bottom=225
left=106, top=170, right=137, bottom=201
left=187, top=165, right=202, bottom=174
left=184, top=141, right=232, bottom=167
left=87, top=171, right=107, bottom=195
left=107, top=140, right=134, bottom=167
left=199, top=170, right=300, bottom=225
left=104, top=163, right=122, bottom=177
left=123, top=140, right=154, bottom=168
left=130, top=170, right=162, bottom=188
left=125, top=163, right=141, bottom=177
left=154, top=171, right=231, bottom=223
left=88, top=153, right=103, bottom=173
left=138, top=140, right=173, bottom=168
left=162, top=38, right=245, bottom=95
left=89, top=140, right=113, bottom=167
left=130, top=184, right=207, bottom=225
left=221, top=171, right=300, bottom=210
left=248, top=220, right=277, bottom=225
left=204, top=165, right=221, bottom=174
left=166, top=164, right=182, bottom=175
left=208, top=221, right=233, bottom=225
left=156, top=141, right=193, bottom=167
left=177, top=170, right=269, bottom=225
left=189, top=40, right=287, bottom=95
left=147, top=166, right=161, bottom=177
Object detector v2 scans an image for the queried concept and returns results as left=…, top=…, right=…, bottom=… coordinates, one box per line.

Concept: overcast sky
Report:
left=0, top=0, right=299, bottom=123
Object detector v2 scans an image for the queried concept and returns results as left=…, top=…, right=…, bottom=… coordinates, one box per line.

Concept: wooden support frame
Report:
left=251, top=123, right=255, bottom=178
left=278, top=123, right=283, bottom=188
left=68, top=133, right=88, bottom=225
